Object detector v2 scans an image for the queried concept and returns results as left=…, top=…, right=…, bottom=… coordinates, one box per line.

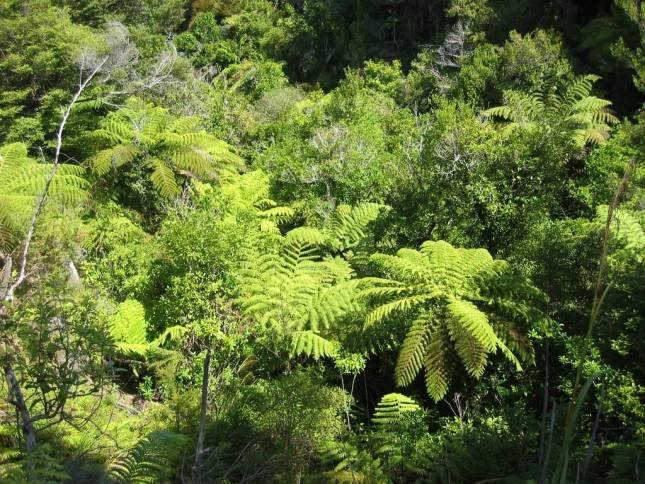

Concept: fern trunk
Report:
left=192, top=347, right=211, bottom=483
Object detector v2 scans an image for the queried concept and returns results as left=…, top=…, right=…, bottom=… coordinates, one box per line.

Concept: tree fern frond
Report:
left=446, top=297, right=497, bottom=351
left=286, top=226, right=327, bottom=246
left=424, top=331, right=451, bottom=401
left=482, top=75, right=616, bottom=146
left=372, top=393, right=420, bottom=427
left=89, top=98, right=244, bottom=197
left=325, top=203, right=385, bottom=251
left=447, top=317, right=488, bottom=378
left=291, top=330, right=338, bottom=359
left=148, top=158, right=179, bottom=198
left=395, top=312, right=433, bottom=387
left=109, top=431, right=188, bottom=484
left=0, top=143, right=88, bottom=251
left=364, top=294, right=438, bottom=328
left=363, top=240, right=542, bottom=400
left=109, top=299, right=148, bottom=346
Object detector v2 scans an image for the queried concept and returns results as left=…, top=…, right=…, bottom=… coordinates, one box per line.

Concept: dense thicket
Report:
left=0, top=0, right=643, bottom=482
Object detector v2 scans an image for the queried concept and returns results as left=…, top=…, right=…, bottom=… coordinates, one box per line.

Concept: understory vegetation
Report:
left=0, top=0, right=643, bottom=482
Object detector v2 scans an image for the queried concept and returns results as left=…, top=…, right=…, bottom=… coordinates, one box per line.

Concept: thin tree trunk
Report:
left=4, top=363, right=36, bottom=453
left=0, top=55, right=109, bottom=456
left=539, top=400, right=557, bottom=484
left=538, top=342, right=550, bottom=471
left=567, top=159, right=635, bottom=421
left=192, top=347, right=212, bottom=483
left=582, top=383, right=606, bottom=480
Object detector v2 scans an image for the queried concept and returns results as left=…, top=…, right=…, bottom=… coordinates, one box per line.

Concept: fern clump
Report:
left=89, top=97, right=243, bottom=197
left=0, top=143, right=88, bottom=251
left=239, top=237, right=359, bottom=358
left=238, top=202, right=385, bottom=359
left=361, top=240, right=545, bottom=401
left=483, top=74, right=619, bottom=147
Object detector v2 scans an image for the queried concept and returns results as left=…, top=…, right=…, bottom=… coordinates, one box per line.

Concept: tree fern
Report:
left=360, top=240, right=545, bottom=401
left=320, top=440, right=386, bottom=483
left=372, top=393, right=420, bottom=427
left=218, top=170, right=295, bottom=233
left=239, top=237, right=359, bottom=336
left=238, top=205, right=382, bottom=359
left=0, top=143, right=88, bottom=251
left=108, top=299, right=150, bottom=360
left=281, top=203, right=386, bottom=253
left=108, top=299, right=184, bottom=362
left=482, top=75, right=618, bottom=147
left=595, top=205, right=645, bottom=260
left=90, top=97, right=243, bottom=197
left=291, top=330, right=339, bottom=359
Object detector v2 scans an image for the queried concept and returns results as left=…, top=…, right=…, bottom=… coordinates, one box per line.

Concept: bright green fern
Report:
left=109, top=430, right=189, bottom=484
left=360, top=240, right=545, bottom=401
left=482, top=75, right=619, bottom=147
left=372, top=393, right=420, bottom=428
left=90, top=98, right=243, bottom=197
left=238, top=204, right=384, bottom=360
left=0, top=143, right=88, bottom=251
left=108, top=299, right=186, bottom=363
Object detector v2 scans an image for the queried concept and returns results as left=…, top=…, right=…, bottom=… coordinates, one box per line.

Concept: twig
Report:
left=3, top=55, right=109, bottom=302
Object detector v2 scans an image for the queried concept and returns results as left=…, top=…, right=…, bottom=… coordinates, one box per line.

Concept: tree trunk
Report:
left=192, top=347, right=212, bottom=483
left=4, top=362, right=36, bottom=453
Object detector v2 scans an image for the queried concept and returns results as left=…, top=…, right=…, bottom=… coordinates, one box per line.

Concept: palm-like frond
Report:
left=372, top=393, right=420, bottom=427
left=360, top=240, right=542, bottom=401
left=238, top=203, right=382, bottom=358
left=483, top=75, right=618, bottom=146
left=89, top=97, right=243, bottom=197
left=0, top=143, right=88, bottom=251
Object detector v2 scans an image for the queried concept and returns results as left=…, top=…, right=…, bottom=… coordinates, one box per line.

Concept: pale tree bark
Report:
left=1, top=56, right=108, bottom=454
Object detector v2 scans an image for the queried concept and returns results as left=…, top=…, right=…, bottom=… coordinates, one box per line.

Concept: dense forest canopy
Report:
left=0, top=0, right=643, bottom=482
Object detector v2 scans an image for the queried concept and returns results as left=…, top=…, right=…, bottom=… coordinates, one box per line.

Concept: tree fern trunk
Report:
left=192, top=346, right=211, bottom=483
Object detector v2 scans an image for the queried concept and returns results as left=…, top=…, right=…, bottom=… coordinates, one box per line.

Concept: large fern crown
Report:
left=362, top=240, right=542, bottom=401
left=90, top=97, right=243, bottom=197
left=370, top=240, right=508, bottom=297
left=482, top=74, right=619, bottom=146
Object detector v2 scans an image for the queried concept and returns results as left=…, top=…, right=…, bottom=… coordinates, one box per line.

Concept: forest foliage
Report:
left=0, top=0, right=643, bottom=482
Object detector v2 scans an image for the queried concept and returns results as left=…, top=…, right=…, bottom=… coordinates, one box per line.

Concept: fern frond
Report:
left=89, top=98, right=245, bottom=197
left=364, top=294, right=438, bottom=328
left=286, top=226, right=327, bottom=246
left=424, top=331, right=451, bottom=401
left=291, top=330, right=338, bottom=359
left=0, top=143, right=88, bottom=251
left=446, top=297, right=497, bottom=351
left=148, top=158, right=179, bottom=198
left=372, top=393, right=420, bottom=427
left=109, top=299, right=148, bottom=346
left=363, top=240, right=541, bottom=400
left=395, top=312, right=433, bottom=387
left=325, top=203, right=384, bottom=251
left=109, top=431, right=188, bottom=484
